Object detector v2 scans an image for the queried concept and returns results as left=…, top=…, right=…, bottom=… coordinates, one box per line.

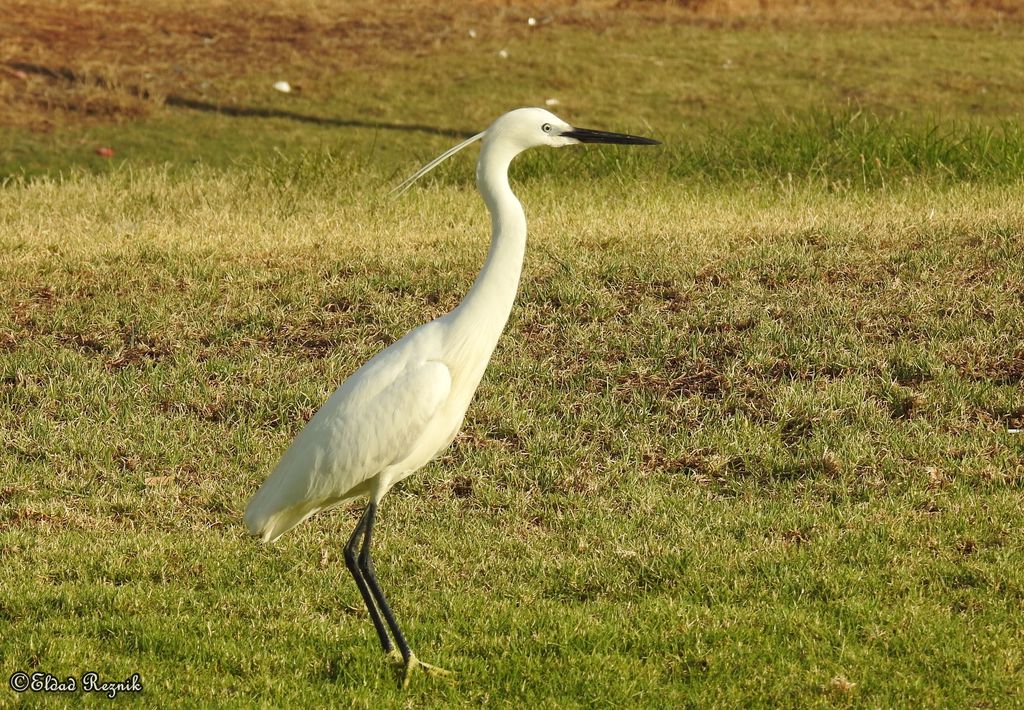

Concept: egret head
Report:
left=484, top=107, right=659, bottom=152
left=392, top=107, right=658, bottom=196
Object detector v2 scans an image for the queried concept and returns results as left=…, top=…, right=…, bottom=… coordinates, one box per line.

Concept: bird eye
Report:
left=542, top=123, right=552, bottom=133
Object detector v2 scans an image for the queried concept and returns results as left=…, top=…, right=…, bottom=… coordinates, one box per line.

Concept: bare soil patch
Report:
left=1, top=0, right=1020, bottom=129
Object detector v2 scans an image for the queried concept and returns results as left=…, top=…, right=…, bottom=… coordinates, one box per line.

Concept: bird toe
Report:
left=398, top=654, right=453, bottom=688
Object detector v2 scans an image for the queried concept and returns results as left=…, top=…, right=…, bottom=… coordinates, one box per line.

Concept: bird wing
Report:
left=244, top=356, right=452, bottom=542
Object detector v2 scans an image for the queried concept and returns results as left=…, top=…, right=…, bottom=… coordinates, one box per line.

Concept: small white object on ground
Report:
left=468, top=29, right=477, bottom=38
left=273, top=81, right=292, bottom=93
left=528, top=17, right=537, bottom=26
left=498, top=49, right=509, bottom=59
left=545, top=98, right=560, bottom=107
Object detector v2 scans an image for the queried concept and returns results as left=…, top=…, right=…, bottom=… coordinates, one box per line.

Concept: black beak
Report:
left=560, top=127, right=660, bottom=145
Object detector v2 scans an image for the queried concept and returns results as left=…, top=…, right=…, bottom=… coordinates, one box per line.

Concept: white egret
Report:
left=244, top=107, right=658, bottom=686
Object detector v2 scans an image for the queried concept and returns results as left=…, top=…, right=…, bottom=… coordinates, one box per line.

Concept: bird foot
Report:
left=386, top=650, right=452, bottom=688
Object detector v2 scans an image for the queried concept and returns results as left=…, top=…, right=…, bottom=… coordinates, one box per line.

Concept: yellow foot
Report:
left=386, top=651, right=453, bottom=689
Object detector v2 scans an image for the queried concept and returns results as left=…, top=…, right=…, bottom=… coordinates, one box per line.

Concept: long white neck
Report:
left=449, top=138, right=526, bottom=345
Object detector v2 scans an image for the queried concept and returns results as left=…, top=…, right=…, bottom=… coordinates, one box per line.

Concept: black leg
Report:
left=344, top=506, right=393, bottom=654
left=358, top=501, right=413, bottom=662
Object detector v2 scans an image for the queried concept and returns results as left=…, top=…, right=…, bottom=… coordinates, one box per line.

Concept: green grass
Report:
left=2, top=15, right=1024, bottom=709
left=5, top=21, right=1024, bottom=181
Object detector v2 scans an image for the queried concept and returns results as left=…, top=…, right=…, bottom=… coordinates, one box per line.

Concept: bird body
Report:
left=243, top=107, right=657, bottom=686
left=244, top=129, right=529, bottom=543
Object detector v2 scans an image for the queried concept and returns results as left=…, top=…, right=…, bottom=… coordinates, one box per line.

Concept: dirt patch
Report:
left=950, top=346, right=1024, bottom=385
left=1, top=0, right=1020, bottom=130
left=2, top=0, right=479, bottom=129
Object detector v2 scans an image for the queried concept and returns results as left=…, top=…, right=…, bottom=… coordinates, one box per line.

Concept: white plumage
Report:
left=243, top=107, right=658, bottom=686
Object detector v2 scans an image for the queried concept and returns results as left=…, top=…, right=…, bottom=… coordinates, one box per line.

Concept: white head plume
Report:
left=391, top=131, right=485, bottom=197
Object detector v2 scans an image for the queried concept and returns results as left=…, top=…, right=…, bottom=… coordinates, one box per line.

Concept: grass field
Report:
left=2, top=2, right=1023, bottom=707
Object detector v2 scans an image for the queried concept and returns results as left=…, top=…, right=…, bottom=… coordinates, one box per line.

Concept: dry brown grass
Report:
left=1, top=0, right=1021, bottom=130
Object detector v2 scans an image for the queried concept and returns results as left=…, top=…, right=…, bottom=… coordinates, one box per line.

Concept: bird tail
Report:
left=242, top=401, right=368, bottom=542
left=243, top=495, right=312, bottom=543
left=243, top=468, right=356, bottom=543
